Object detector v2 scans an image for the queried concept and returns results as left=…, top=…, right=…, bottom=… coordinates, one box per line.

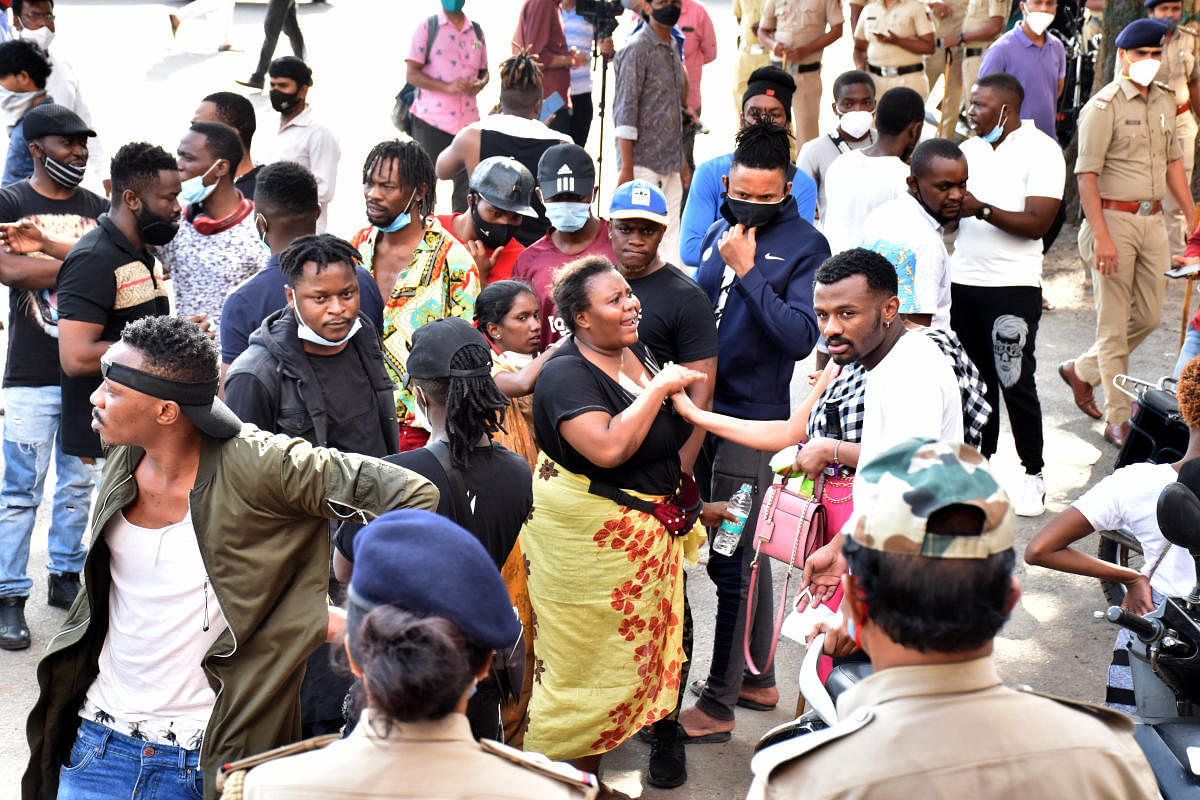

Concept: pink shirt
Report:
left=679, top=0, right=716, bottom=111
left=406, top=10, right=488, bottom=136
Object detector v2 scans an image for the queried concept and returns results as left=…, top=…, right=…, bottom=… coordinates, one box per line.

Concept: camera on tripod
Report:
left=576, top=0, right=624, bottom=39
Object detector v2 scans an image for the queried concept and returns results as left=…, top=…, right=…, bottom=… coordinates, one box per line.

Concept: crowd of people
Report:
left=0, top=0, right=1195, bottom=797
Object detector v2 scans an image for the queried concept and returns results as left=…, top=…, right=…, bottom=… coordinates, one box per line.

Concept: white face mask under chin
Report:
left=292, top=303, right=362, bottom=347
left=1126, top=57, right=1162, bottom=87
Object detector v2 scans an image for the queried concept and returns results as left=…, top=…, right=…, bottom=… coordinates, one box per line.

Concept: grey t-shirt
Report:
left=796, top=128, right=877, bottom=226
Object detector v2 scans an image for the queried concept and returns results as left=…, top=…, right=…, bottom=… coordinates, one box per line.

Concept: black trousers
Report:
left=252, top=0, right=306, bottom=82
left=950, top=283, right=1045, bottom=474
left=409, top=114, right=469, bottom=212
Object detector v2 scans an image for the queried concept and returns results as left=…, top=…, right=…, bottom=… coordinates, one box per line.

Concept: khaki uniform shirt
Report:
left=761, top=0, right=844, bottom=63
left=748, top=657, right=1159, bottom=800
left=1157, top=25, right=1200, bottom=109
left=735, top=0, right=771, bottom=53
left=961, top=0, right=1007, bottom=46
left=1075, top=78, right=1181, bottom=202
left=854, top=0, right=933, bottom=66
left=238, top=711, right=599, bottom=800
left=927, top=0, right=969, bottom=40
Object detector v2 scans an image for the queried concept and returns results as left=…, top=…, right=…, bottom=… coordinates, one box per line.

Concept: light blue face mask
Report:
left=293, top=303, right=362, bottom=347
left=544, top=201, right=591, bottom=232
left=255, top=213, right=272, bottom=255
left=377, top=188, right=418, bottom=233
left=179, top=162, right=221, bottom=205
left=981, top=104, right=1008, bottom=144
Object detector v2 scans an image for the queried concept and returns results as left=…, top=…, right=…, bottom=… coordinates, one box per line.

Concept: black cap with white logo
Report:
left=536, top=143, right=596, bottom=201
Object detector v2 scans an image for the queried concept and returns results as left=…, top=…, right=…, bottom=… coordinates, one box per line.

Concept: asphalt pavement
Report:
left=0, top=2, right=1190, bottom=799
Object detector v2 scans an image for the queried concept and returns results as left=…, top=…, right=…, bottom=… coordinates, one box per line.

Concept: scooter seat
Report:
left=825, top=661, right=874, bottom=705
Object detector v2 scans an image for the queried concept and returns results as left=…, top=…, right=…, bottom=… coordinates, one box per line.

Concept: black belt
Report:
left=867, top=63, right=923, bottom=77
left=965, top=47, right=985, bottom=56
left=790, top=61, right=821, bottom=74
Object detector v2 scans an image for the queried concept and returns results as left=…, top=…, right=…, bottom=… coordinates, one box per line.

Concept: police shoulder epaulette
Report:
left=1016, top=685, right=1136, bottom=732
left=479, top=738, right=601, bottom=794
left=1092, top=83, right=1121, bottom=107
left=749, top=706, right=876, bottom=783
left=1179, top=23, right=1198, bottom=36
left=1155, top=80, right=1174, bottom=93
left=215, top=734, right=341, bottom=798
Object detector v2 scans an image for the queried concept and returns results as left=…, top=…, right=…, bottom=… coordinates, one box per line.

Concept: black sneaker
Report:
left=48, top=572, right=80, bottom=610
left=646, top=719, right=687, bottom=789
left=0, top=595, right=30, bottom=650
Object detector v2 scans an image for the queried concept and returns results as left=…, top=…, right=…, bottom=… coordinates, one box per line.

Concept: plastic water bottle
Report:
left=712, top=483, right=753, bottom=557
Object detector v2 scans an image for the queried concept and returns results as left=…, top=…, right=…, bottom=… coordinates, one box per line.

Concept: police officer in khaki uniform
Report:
left=950, top=0, right=1007, bottom=103
left=758, top=0, right=845, bottom=142
left=1150, top=0, right=1200, bottom=256
left=1061, top=18, right=1196, bottom=446
left=734, top=0, right=774, bottom=116
left=220, top=510, right=600, bottom=800
left=852, top=0, right=936, bottom=98
left=749, top=440, right=1160, bottom=800
left=925, top=0, right=970, bottom=137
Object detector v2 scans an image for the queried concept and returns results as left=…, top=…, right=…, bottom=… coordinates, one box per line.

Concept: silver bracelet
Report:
left=833, top=439, right=841, bottom=464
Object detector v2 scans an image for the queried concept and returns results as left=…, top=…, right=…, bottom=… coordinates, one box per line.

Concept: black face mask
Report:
left=651, top=2, right=682, bottom=26
left=135, top=204, right=179, bottom=247
left=270, top=89, right=301, bottom=114
left=912, top=187, right=956, bottom=226
left=470, top=198, right=515, bottom=250
left=719, top=193, right=788, bottom=229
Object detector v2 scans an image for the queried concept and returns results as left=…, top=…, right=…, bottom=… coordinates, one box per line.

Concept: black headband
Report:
left=448, top=365, right=492, bottom=378
left=101, top=360, right=218, bottom=407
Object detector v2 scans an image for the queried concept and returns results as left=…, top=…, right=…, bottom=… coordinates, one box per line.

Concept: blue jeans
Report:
left=0, top=385, right=95, bottom=597
left=1174, top=326, right=1200, bottom=379
left=58, top=719, right=203, bottom=800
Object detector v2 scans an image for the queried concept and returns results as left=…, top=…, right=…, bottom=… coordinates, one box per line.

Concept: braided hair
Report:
left=731, top=119, right=792, bottom=173
left=279, top=233, right=362, bottom=286
left=498, top=50, right=543, bottom=116
left=362, top=139, right=436, bottom=218
left=412, top=343, right=509, bottom=469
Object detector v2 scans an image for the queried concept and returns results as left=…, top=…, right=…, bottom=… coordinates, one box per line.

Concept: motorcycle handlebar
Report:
left=1106, top=606, right=1164, bottom=643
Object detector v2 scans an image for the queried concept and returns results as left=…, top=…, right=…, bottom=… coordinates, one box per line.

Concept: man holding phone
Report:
left=513, top=0, right=584, bottom=138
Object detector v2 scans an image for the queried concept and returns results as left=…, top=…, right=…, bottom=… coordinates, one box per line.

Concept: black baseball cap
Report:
left=537, top=143, right=595, bottom=199
left=23, top=104, right=96, bottom=140
left=405, top=318, right=492, bottom=386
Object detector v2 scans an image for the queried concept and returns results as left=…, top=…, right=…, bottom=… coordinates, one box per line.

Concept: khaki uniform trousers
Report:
left=735, top=48, right=773, bottom=116
left=927, top=46, right=964, bottom=138
left=1164, top=110, right=1198, bottom=256
left=961, top=53, right=984, bottom=103
left=871, top=68, right=930, bottom=99
left=792, top=68, right=823, bottom=143
left=1075, top=209, right=1170, bottom=424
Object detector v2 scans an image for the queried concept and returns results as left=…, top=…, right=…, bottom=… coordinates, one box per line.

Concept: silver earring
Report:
left=884, top=320, right=891, bottom=329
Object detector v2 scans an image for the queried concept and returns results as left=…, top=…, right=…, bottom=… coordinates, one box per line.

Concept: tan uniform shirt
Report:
left=854, top=0, right=933, bottom=66
left=761, top=0, right=844, bottom=63
left=239, top=711, right=599, bottom=799
left=926, top=0, right=969, bottom=42
left=1075, top=78, right=1181, bottom=202
left=735, top=0, right=771, bottom=53
left=748, top=657, right=1159, bottom=800
left=1158, top=25, right=1200, bottom=109
left=961, top=0, right=1007, bottom=46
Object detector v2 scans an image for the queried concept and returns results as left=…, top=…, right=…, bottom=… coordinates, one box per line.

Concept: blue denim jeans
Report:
left=0, top=385, right=95, bottom=597
left=1174, top=326, right=1200, bottom=379
left=58, top=719, right=203, bottom=800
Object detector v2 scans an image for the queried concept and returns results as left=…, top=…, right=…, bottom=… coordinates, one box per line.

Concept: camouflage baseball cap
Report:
left=844, top=438, right=1014, bottom=559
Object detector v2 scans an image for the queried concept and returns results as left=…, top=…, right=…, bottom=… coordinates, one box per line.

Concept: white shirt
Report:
left=858, top=330, right=963, bottom=481
left=85, top=511, right=228, bottom=742
left=795, top=128, right=876, bottom=228
left=267, top=105, right=341, bottom=232
left=821, top=150, right=909, bottom=253
left=952, top=120, right=1066, bottom=288
left=1074, top=462, right=1198, bottom=599
left=45, top=50, right=108, bottom=185
left=862, top=193, right=952, bottom=329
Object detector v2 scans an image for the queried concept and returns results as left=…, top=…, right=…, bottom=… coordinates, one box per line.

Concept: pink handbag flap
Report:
left=754, top=481, right=827, bottom=569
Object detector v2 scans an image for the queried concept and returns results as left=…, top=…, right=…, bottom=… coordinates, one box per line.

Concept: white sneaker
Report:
left=1014, top=473, right=1046, bottom=517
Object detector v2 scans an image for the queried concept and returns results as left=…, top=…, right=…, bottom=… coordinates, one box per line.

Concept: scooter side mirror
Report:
left=1157, top=482, right=1200, bottom=557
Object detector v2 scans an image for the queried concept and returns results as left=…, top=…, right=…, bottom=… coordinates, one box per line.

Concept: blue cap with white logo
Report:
left=609, top=179, right=669, bottom=226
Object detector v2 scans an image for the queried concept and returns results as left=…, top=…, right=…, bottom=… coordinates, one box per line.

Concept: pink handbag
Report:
left=744, top=474, right=830, bottom=676
left=820, top=469, right=854, bottom=537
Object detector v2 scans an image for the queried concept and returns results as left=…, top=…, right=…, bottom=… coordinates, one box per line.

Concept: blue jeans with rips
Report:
left=57, top=719, right=204, bottom=800
left=0, top=385, right=95, bottom=598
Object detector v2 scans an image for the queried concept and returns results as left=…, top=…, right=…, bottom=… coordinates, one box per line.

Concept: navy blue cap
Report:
left=348, top=509, right=521, bottom=650
left=1115, top=18, right=1169, bottom=48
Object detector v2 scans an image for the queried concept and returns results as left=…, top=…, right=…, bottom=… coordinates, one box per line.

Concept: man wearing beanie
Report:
left=680, top=65, right=817, bottom=271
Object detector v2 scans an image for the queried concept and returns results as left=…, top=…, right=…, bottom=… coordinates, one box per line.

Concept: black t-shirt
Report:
left=0, top=181, right=108, bottom=388
left=627, top=262, right=719, bottom=366
left=533, top=338, right=691, bottom=495
left=57, top=214, right=171, bottom=458
left=335, top=442, right=533, bottom=570
left=305, top=347, right=390, bottom=458
left=234, top=165, right=261, bottom=202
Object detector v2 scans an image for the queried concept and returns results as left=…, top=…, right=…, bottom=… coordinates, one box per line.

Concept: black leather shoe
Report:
left=0, top=595, right=30, bottom=650
left=234, top=75, right=264, bottom=90
left=646, top=719, right=687, bottom=789
left=48, top=572, right=80, bottom=610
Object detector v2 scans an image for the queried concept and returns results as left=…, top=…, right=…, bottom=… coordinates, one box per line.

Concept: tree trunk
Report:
left=1099, top=0, right=1147, bottom=83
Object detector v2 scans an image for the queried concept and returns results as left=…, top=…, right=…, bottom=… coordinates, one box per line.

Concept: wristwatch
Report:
left=977, top=204, right=993, bottom=221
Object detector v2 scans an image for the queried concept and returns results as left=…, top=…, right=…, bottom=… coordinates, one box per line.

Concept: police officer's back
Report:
left=749, top=440, right=1159, bottom=800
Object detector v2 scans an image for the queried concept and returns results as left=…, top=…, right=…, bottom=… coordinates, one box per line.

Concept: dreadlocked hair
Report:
left=498, top=50, right=543, bottom=114
left=279, top=233, right=362, bottom=285
left=361, top=139, right=436, bottom=218
left=412, top=343, right=509, bottom=469
left=732, top=119, right=793, bottom=173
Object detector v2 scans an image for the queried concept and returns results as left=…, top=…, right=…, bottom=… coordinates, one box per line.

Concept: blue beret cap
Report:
left=348, top=509, right=521, bottom=650
left=1116, top=18, right=1169, bottom=49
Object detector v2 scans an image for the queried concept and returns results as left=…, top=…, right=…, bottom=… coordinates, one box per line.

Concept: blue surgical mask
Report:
left=179, top=162, right=220, bottom=205
left=377, top=188, right=418, bottom=233
left=981, top=104, right=1008, bottom=144
left=846, top=615, right=857, bottom=644
left=293, top=303, right=363, bottom=347
left=544, top=201, right=591, bottom=232
left=442, top=0, right=466, bottom=12
left=255, top=213, right=272, bottom=255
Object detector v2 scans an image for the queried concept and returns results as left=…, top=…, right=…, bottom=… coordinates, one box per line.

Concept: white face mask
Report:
left=1126, top=56, right=1162, bottom=87
left=839, top=110, right=874, bottom=139
left=292, top=302, right=362, bottom=347
left=1024, top=10, right=1055, bottom=36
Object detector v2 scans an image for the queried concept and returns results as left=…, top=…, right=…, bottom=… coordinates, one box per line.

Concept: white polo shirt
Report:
left=861, top=192, right=953, bottom=330
left=952, top=120, right=1066, bottom=288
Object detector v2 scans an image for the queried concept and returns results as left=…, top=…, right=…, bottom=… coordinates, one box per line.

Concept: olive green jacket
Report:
left=22, top=427, right=439, bottom=800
